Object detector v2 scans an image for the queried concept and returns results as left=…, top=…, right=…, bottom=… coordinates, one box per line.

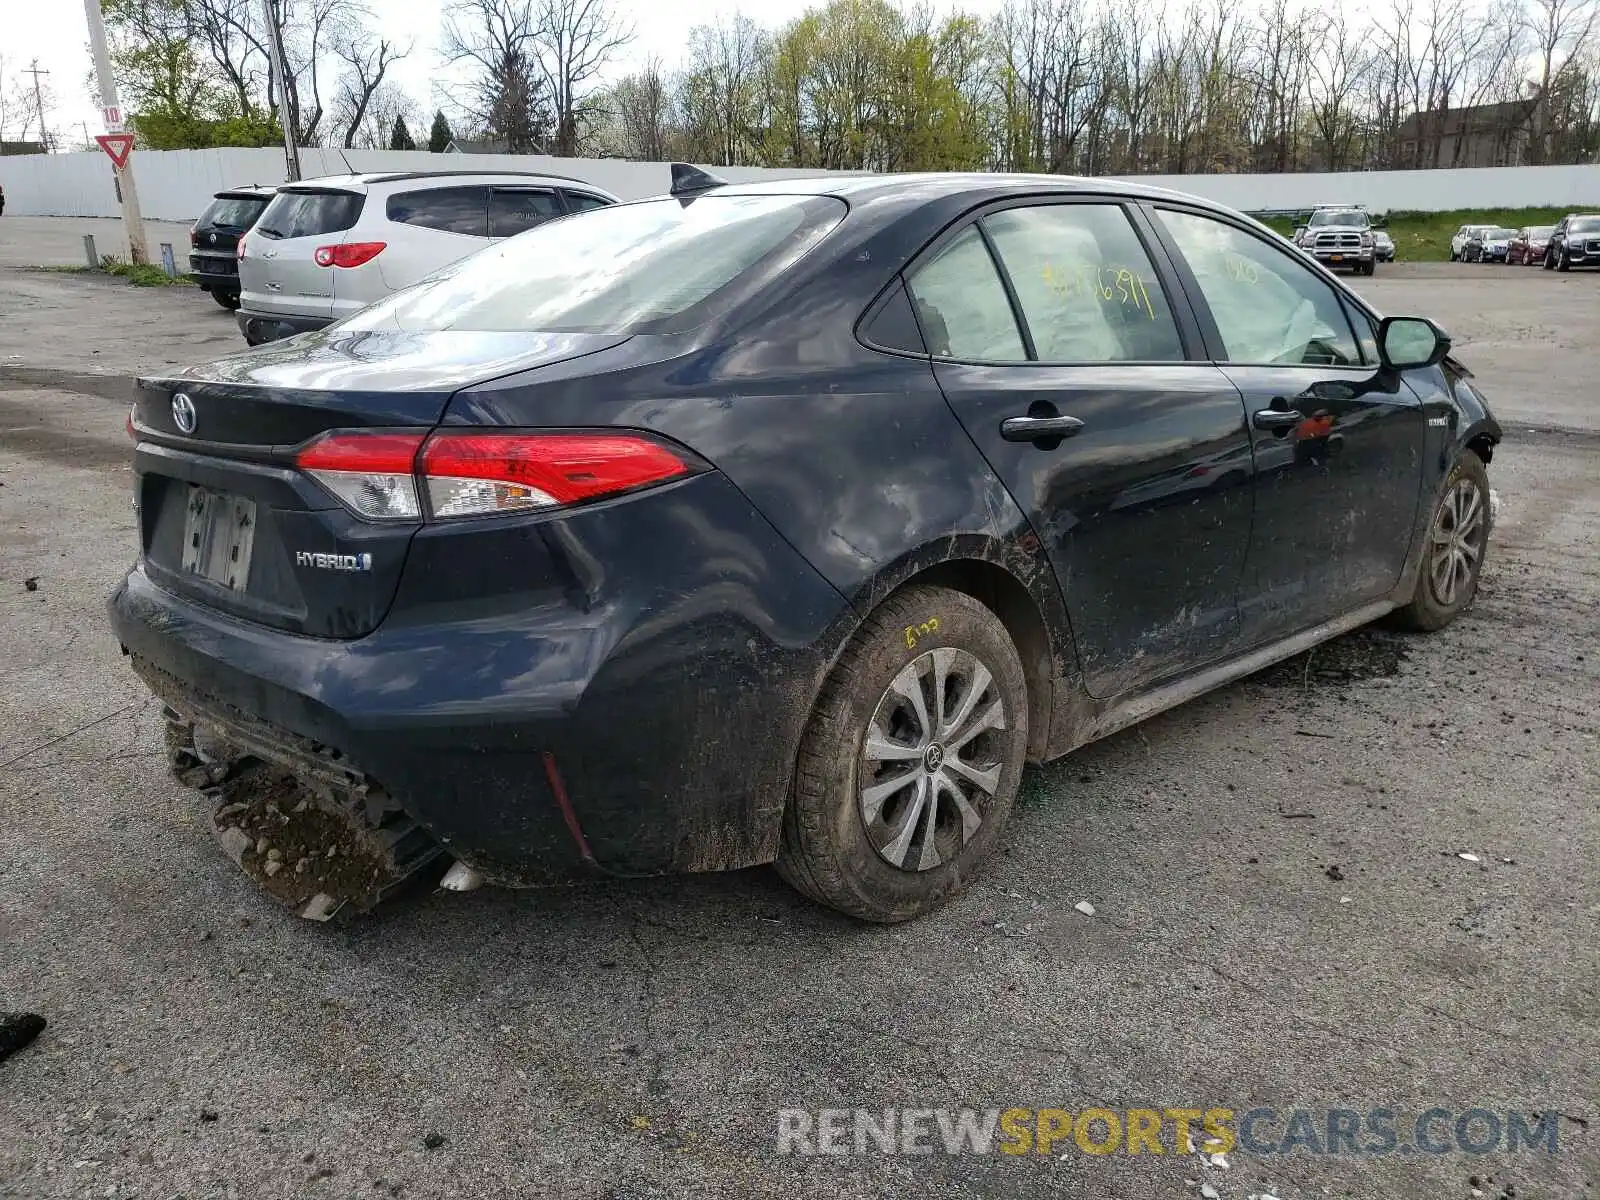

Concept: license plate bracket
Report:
left=181, top=487, right=257, bottom=591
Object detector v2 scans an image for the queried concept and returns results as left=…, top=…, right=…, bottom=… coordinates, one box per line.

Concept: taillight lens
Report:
left=295, top=432, right=426, bottom=520
left=421, top=433, right=691, bottom=518
left=294, top=430, right=692, bottom=522
left=314, top=241, right=386, bottom=268
left=237, top=236, right=246, bottom=260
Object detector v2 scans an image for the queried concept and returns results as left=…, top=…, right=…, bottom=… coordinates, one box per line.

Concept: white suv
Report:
left=236, top=171, right=619, bottom=344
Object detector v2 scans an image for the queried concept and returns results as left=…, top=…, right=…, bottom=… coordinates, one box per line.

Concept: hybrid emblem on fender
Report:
left=295, top=551, right=373, bottom=572
left=171, top=393, right=197, bottom=434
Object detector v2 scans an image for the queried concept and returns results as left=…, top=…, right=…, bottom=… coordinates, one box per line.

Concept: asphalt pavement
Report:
left=0, top=251, right=1595, bottom=1200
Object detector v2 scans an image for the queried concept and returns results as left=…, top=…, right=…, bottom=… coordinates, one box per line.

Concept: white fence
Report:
left=2, top=146, right=1598, bottom=220
left=0, top=148, right=847, bottom=221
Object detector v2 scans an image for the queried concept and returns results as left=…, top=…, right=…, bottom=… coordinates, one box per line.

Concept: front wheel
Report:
left=1557, top=249, right=1571, bottom=272
left=1544, top=251, right=1555, bottom=270
left=777, top=584, right=1029, bottom=923
left=1395, top=452, right=1491, bottom=632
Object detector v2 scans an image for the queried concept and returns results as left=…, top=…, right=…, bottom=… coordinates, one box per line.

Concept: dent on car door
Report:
left=910, top=200, right=1255, bottom=699
left=1149, top=206, right=1426, bottom=641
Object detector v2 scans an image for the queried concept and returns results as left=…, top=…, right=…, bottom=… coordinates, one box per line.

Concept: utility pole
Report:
left=82, top=0, right=149, bottom=264
left=25, top=60, right=51, bottom=150
left=260, top=0, right=302, bottom=181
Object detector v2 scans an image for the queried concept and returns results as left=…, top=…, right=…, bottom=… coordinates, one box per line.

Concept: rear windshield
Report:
left=1570, top=216, right=1600, bottom=233
left=341, top=193, right=846, bottom=335
left=255, top=189, right=364, bottom=240
left=1489, top=228, right=1517, bottom=238
left=200, top=195, right=269, bottom=230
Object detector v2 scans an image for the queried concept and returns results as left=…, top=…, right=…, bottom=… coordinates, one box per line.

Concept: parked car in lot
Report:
left=1464, top=227, right=1516, bottom=262
left=1543, top=213, right=1600, bottom=271
left=1373, top=228, right=1395, bottom=262
left=1450, top=224, right=1493, bottom=261
left=188, top=186, right=275, bottom=310
left=1294, top=207, right=1377, bottom=274
left=112, top=171, right=1501, bottom=925
left=236, top=170, right=619, bottom=345
left=1507, top=226, right=1555, bottom=265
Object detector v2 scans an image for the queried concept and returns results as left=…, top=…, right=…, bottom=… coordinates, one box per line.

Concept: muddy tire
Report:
left=777, top=585, right=1028, bottom=923
left=211, top=289, right=242, bottom=311
left=1395, top=451, right=1491, bottom=632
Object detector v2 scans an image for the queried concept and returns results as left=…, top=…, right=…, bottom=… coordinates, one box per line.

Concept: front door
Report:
left=1149, top=206, right=1425, bottom=641
left=906, top=199, right=1256, bottom=699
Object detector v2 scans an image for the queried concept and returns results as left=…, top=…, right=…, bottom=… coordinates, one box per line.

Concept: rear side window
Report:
left=981, top=204, right=1184, bottom=362
left=255, top=190, right=363, bottom=240
left=200, top=196, right=268, bottom=230
left=385, top=187, right=490, bottom=236
left=488, top=189, right=563, bottom=237
left=905, top=226, right=1026, bottom=362
left=562, top=191, right=611, bottom=214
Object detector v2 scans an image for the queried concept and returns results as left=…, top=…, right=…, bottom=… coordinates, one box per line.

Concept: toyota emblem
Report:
left=171, top=392, right=197, bottom=435
left=208, top=231, right=218, bottom=245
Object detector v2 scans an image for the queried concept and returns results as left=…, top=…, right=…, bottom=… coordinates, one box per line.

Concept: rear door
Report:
left=911, top=198, right=1256, bottom=698
left=379, top=185, right=492, bottom=291
left=246, top=187, right=364, bottom=318
left=488, top=186, right=565, bottom=238
left=560, top=190, right=613, bottom=215
left=1148, top=204, right=1425, bottom=642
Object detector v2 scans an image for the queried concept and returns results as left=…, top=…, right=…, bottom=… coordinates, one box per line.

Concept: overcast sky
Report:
left=2, top=0, right=1003, bottom=147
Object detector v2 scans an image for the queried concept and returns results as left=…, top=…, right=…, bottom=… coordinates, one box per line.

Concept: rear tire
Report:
left=1395, top=451, right=1491, bottom=632
left=777, top=584, right=1029, bottom=923
left=211, top=289, right=241, bottom=311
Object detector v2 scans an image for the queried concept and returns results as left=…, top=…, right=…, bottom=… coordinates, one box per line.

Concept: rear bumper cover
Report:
left=108, top=471, right=851, bottom=886
left=237, top=308, right=333, bottom=344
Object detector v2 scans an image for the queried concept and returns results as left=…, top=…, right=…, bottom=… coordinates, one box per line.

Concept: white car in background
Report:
left=236, top=171, right=619, bottom=344
left=1449, top=224, right=1493, bottom=262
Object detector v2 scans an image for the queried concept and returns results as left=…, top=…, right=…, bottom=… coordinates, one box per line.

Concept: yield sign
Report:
left=95, top=132, right=135, bottom=170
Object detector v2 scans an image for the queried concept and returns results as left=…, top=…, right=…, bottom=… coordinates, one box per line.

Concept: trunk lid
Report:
left=132, top=329, right=630, bottom=638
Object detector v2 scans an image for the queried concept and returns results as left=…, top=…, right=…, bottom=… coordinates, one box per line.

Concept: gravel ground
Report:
left=0, top=246, right=1596, bottom=1200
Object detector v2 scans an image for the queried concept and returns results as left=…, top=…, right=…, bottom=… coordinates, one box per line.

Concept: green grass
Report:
left=101, top=257, right=193, bottom=287
left=1255, top=206, right=1596, bottom=261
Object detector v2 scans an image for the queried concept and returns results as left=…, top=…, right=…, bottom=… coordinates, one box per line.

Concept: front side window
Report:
left=1158, top=209, right=1361, bottom=367
left=343, top=194, right=845, bottom=335
left=904, top=225, right=1027, bottom=362
left=385, top=187, right=490, bottom=236
left=488, top=189, right=563, bottom=237
left=981, top=203, right=1184, bottom=362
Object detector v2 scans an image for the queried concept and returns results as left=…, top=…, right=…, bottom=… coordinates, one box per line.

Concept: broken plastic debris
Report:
left=1340, top=895, right=1352, bottom=904
left=1074, top=900, right=1096, bottom=916
left=1458, top=852, right=1481, bottom=863
left=1207, top=1151, right=1230, bottom=1169
left=0, top=1013, right=47, bottom=1064
left=440, top=861, right=485, bottom=893
left=1200, top=1184, right=1221, bottom=1200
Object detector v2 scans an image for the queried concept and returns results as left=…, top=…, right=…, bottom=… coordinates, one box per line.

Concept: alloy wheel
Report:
left=857, top=648, right=1007, bottom=872
left=1428, top=477, right=1486, bottom=607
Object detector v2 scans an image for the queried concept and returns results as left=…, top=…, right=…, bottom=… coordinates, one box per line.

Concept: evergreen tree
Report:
left=389, top=115, right=416, bottom=150
left=428, top=109, right=454, bottom=153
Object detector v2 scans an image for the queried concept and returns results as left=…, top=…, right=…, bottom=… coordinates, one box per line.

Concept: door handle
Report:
left=1252, top=406, right=1303, bottom=433
left=1000, top=415, right=1085, bottom=443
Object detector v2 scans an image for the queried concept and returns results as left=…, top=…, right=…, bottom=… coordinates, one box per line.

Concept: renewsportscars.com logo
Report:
left=775, top=1107, right=1563, bottom=1158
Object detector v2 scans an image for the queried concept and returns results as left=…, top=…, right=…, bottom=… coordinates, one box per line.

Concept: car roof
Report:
left=700, top=171, right=1237, bottom=209
left=281, top=170, right=614, bottom=192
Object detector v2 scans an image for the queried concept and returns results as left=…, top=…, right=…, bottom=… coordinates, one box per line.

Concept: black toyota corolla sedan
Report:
left=110, top=170, right=1501, bottom=923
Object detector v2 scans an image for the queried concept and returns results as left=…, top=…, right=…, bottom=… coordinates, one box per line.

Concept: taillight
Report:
left=293, top=430, right=692, bottom=522
left=237, top=236, right=246, bottom=260
left=314, top=241, right=386, bottom=268
left=295, top=432, right=426, bottom=521
left=421, top=432, right=691, bottom=518
left=190, top=229, right=199, bottom=246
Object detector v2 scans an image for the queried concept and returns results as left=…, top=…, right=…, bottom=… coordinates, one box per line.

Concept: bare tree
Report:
left=331, top=34, right=409, bottom=147
left=679, top=15, right=765, bottom=165
left=532, top=0, right=633, bottom=155
left=443, top=0, right=551, bottom=151
left=607, top=58, right=673, bottom=159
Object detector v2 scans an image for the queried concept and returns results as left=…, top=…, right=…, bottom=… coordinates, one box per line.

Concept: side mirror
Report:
left=1378, top=316, right=1451, bottom=370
